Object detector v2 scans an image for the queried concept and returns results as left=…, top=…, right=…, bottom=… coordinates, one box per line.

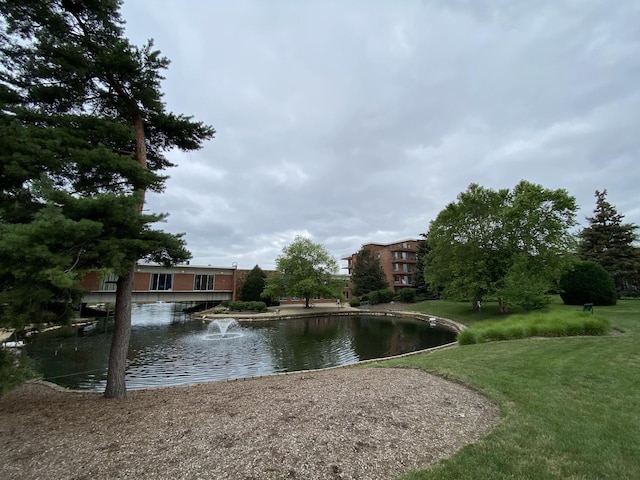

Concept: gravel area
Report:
left=0, top=367, right=499, bottom=479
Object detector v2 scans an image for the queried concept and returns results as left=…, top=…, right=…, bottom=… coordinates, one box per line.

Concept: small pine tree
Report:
left=351, top=247, right=388, bottom=297
left=241, top=265, right=266, bottom=302
left=578, top=190, right=639, bottom=296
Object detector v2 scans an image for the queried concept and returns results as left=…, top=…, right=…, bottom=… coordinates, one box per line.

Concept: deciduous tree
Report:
left=425, top=181, right=577, bottom=312
left=263, top=236, right=339, bottom=308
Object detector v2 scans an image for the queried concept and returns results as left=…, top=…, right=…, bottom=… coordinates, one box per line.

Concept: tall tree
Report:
left=350, top=247, right=388, bottom=297
left=425, top=181, right=577, bottom=312
left=0, top=0, right=214, bottom=398
left=263, top=236, right=339, bottom=308
left=241, top=265, right=266, bottom=302
left=578, top=190, right=639, bottom=296
left=412, top=232, right=438, bottom=298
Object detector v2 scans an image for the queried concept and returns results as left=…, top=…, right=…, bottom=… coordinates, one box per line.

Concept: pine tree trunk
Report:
left=104, top=262, right=134, bottom=398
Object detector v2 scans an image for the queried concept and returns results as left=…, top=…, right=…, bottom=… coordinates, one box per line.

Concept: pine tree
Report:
left=351, top=247, right=388, bottom=297
left=578, top=190, right=639, bottom=296
left=0, top=0, right=214, bottom=397
left=241, top=265, right=267, bottom=302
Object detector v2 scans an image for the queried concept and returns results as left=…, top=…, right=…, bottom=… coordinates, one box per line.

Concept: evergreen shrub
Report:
left=399, top=288, right=416, bottom=303
left=559, top=261, right=617, bottom=306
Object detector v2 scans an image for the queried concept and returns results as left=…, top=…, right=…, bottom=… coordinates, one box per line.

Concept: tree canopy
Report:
left=0, top=0, right=214, bottom=397
left=425, top=181, right=577, bottom=312
left=263, top=236, right=339, bottom=308
left=578, top=190, right=639, bottom=296
left=350, top=247, right=388, bottom=297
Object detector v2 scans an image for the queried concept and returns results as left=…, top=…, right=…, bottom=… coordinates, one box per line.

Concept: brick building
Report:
left=342, top=239, right=419, bottom=293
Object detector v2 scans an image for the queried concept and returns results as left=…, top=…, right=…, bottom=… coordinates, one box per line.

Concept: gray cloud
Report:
left=122, top=0, right=640, bottom=269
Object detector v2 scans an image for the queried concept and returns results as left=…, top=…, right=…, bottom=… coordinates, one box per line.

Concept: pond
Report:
left=25, top=303, right=456, bottom=391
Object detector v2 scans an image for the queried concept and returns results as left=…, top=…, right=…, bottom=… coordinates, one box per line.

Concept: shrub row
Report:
left=226, top=301, right=267, bottom=312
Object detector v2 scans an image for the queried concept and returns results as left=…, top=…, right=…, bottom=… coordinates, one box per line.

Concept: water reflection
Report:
left=25, top=303, right=456, bottom=391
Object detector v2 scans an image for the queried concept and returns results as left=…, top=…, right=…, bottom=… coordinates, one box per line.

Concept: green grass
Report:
left=377, top=298, right=640, bottom=479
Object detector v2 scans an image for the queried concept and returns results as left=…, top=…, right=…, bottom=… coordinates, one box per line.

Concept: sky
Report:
left=120, top=0, right=640, bottom=270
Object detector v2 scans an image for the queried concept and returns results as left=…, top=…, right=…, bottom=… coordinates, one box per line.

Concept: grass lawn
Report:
left=375, top=298, right=640, bottom=480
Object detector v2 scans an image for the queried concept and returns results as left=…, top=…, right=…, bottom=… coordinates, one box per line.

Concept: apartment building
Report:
left=342, top=239, right=420, bottom=293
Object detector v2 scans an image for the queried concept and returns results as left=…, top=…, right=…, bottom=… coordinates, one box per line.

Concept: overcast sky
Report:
left=120, top=0, right=640, bottom=270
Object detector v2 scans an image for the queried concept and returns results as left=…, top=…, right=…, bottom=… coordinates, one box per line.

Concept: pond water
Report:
left=25, top=303, right=456, bottom=391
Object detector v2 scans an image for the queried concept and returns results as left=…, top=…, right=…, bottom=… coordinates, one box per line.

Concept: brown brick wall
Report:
left=172, top=273, right=194, bottom=291
left=133, top=273, right=151, bottom=291
left=214, top=274, right=234, bottom=291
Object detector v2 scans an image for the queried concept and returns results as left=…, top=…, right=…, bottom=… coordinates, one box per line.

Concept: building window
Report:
left=150, top=273, right=173, bottom=291
left=392, top=252, right=398, bottom=260
left=394, top=275, right=400, bottom=283
left=401, top=252, right=409, bottom=260
left=99, top=273, right=118, bottom=291
left=279, top=295, right=288, bottom=301
left=393, top=263, right=399, bottom=271
left=291, top=296, right=299, bottom=301
left=403, top=264, right=410, bottom=272
left=194, top=274, right=214, bottom=291
left=344, top=291, right=349, bottom=299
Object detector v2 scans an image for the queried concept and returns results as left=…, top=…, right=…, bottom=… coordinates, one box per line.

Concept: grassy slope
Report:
left=376, top=299, right=640, bottom=480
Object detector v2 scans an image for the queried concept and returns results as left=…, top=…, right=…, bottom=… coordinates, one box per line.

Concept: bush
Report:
left=378, top=289, right=395, bottom=303
left=349, top=298, right=361, bottom=307
left=368, top=291, right=379, bottom=305
left=559, top=261, right=617, bottom=306
left=1, top=349, right=38, bottom=395
left=399, top=288, right=416, bottom=303
left=247, top=301, right=267, bottom=312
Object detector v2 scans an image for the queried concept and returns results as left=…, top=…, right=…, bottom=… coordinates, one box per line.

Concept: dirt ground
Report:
left=0, top=366, right=499, bottom=480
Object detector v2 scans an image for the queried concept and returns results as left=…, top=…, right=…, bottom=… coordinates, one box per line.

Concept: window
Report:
left=345, top=291, right=350, bottom=299
left=150, top=273, right=173, bottom=291
left=194, top=274, right=214, bottom=291
left=394, top=275, right=400, bottom=283
left=393, top=263, right=399, bottom=271
left=291, top=296, right=299, bottom=301
left=392, top=252, right=398, bottom=260
left=401, top=252, right=409, bottom=260
left=99, top=273, right=118, bottom=291
left=402, top=264, right=410, bottom=272
left=279, top=295, right=288, bottom=301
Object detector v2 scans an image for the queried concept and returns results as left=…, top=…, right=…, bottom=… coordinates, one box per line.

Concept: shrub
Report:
left=368, top=291, right=380, bottom=305
left=247, top=301, right=267, bottom=312
left=559, top=261, right=617, bottom=306
left=399, top=288, right=416, bottom=303
left=349, top=298, right=361, bottom=307
left=379, top=289, right=395, bottom=303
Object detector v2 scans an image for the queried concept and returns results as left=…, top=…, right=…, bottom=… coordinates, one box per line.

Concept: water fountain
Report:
left=203, top=318, right=243, bottom=340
